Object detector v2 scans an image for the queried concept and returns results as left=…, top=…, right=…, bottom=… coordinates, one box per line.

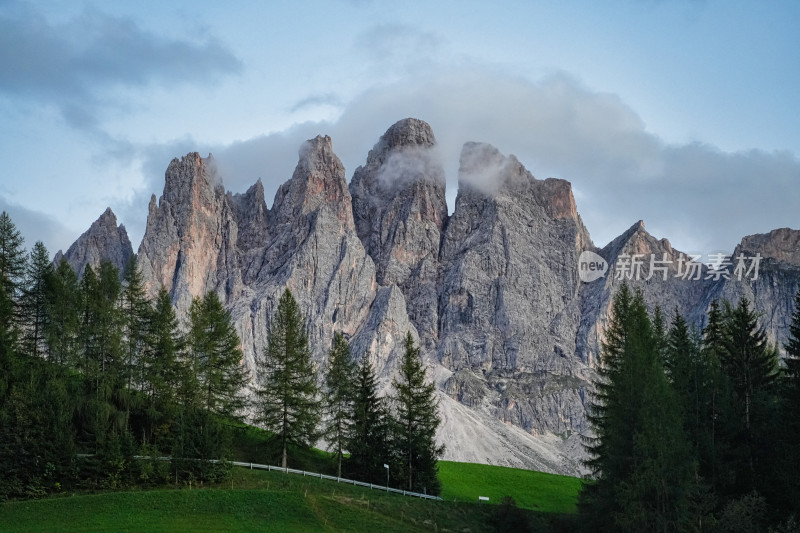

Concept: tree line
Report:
left=580, top=282, right=800, bottom=531
left=0, top=211, right=442, bottom=500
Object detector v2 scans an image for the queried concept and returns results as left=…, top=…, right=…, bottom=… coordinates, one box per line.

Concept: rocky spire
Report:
left=229, top=179, right=268, bottom=283
left=437, top=141, right=594, bottom=438
left=349, top=118, right=447, bottom=352
left=710, top=227, right=800, bottom=351
left=228, top=135, right=394, bottom=375
left=137, top=152, right=242, bottom=315
left=53, top=207, right=132, bottom=278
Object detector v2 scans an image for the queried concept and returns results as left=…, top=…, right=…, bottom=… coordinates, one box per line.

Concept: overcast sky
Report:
left=1, top=0, right=798, bottom=259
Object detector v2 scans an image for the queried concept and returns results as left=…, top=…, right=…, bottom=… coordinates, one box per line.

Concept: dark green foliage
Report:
left=580, top=284, right=692, bottom=531
left=390, top=332, right=443, bottom=495
left=187, top=291, right=248, bottom=419
left=120, top=255, right=150, bottom=391
left=177, top=291, right=247, bottom=481
left=139, top=287, right=185, bottom=448
left=700, top=298, right=728, bottom=489
left=0, top=211, right=26, bottom=302
left=775, top=287, right=800, bottom=514
left=19, top=241, right=53, bottom=359
left=44, top=259, right=80, bottom=367
left=348, top=353, right=390, bottom=484
left=253, top=289, right=319, bottom=469
left=0, top=353, right=80, bottom=500
left=719, top=298, right=779, bottom=495
left=665, top=310, right=711, bottom=466
left=322, top=332, right=357, bottom=478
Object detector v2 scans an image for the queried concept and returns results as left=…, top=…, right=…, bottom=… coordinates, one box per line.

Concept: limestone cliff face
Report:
left=137, top=153, right=242, bottom=316
left=53, top=207, right=132, bottom=278
left=228, top=136, right=404, bottom=378
left=437, top=142, right=595, bottom=437
left=228, top=179, right=268, bottom=284
left=709, top=228, right=800, bottom=350
left=61, top=119, right=800, bottom=476
left=350, top=118, right=447, bottom=354
left=576, top=220, right=715, bottom=366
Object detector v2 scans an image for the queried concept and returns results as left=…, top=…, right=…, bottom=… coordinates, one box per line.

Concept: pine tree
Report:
left=665, top=309, right=707, bottom=456
left=322, top=332, right=357, bottom=478
left=44, top=259, right=80, bottom=367
left=143, top=287, right=184, bottom=407
left=778, top=286, right=800, bottom=513
left=0, top=282, right=17, bottom=411
left=253, top=289, right=319, bottom=469
left=120, top=255, right=150, bottom=391
left=0, top=211, right=26, bottom=303
left=720, top=297, right=779, bottom=494
left=391, top=332, right=443, bottom=495
left=140, top=287, right=185, bottom=447
left=580, top=285, right=692, bottom=531
left=179, top=291, right=247, bottom=481
left=348, top=353, right=390, bottom=484
left=0, top=212, right=25, bottom=357
left=700, top=299, right=728, bottom=489
left=187, top=291, right=248, bottom=420
left=19, top=241, right=53, bottom=359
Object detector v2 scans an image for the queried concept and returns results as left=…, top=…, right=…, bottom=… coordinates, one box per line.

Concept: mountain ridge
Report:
left=58, top=118, right=800, bottom=475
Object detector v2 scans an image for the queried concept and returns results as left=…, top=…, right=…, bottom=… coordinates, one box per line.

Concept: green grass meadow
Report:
left=438, top=461, right=583, bottom=513
left=1, top=459, right=583, bottom=532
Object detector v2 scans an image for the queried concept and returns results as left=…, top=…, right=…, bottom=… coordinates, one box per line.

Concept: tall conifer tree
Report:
left=253, top=289, right=319, bottom=468
left=391, top=332, right=443, bottom=495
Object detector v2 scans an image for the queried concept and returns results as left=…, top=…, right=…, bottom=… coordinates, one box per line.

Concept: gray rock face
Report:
left=228, top=136, right=390, bottom=378
left=709, top=228, right=800, bottom=351
left=229, top=179, right=268, bottom=284
left=350, top=118, right=447, bottom=353
left=576, top=220, right=715, bottom=366
left=437, top=142, right=595, bottom=438
left=61, top=119, right=800, bottom=476
left=54, top=207, right=132, bottom=278
left=137, top=152, right=243, bottom=317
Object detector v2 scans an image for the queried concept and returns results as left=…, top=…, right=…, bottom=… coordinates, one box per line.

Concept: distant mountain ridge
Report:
left=58, top=118, right=800, bottom=475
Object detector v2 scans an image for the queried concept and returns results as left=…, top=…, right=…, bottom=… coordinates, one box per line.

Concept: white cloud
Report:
left=192, top=66, right=799, bottom=255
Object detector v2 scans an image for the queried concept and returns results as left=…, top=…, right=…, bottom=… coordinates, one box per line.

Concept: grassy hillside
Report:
left=1, top=463, right=581, bottom=532
left=438, top=461, right=583, bottom=513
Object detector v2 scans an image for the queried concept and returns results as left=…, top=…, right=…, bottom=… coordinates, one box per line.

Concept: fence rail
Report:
left=80, top=454, right=442, bottom=501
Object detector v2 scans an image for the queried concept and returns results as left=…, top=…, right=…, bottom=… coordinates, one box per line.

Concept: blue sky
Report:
left=1, top=0, right=798, bottom=257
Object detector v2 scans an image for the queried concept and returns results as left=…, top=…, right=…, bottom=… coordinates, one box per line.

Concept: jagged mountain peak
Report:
left=455, top=141, right=580, bottom=222
left=272, top=134, right=351, bottom=223
left=377, top=117, right=437, bottom=151
left=53, top=207, right=132, bottom=279
left=736, top=227, right=800, bottom=266
left=349, top=119, right=448, bottom=352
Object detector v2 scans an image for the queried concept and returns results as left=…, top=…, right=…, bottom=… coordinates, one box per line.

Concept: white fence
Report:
left=86, top=455, right=442, bottom=501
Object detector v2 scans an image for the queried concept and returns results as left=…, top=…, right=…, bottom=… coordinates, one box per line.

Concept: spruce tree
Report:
left=720, top=297, right=779, bottom=493
left=253, top=289, right=319, bottom=469
left=778, top=286, right=800, bottom=513
left=665, top=309, right=706, bottom=456
left=348, top=354, right=390, bottom=484
left=0, top=211, right=25, bottom=303
left=187, top=291, right=248, bottom=420
left=0, top=212, right=25, bottom=357
left=140, top=287, right=185, bottom=447
left=20, top=241, right=53, bottom=359
left=322, top=332, right=357, bottom=478
left=701, top=299, right=728, bottom=489
left=180, top=291, right=247, bottom=480
left=580, top=285, right=692, bottom=531
left=44, top=259, right=80, bottom=367
left=120, top=255, right=150, bottom=391
left=391, top=332, right=443, bottom=495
